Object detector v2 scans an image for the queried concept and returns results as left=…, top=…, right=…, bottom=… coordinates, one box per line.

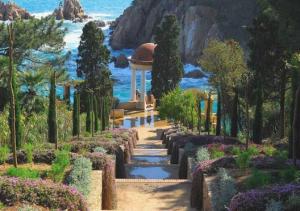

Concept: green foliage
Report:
left=279, top=167, right=300, bottom=183
left=94, top=147, right=107, bottom=154
left=195, top=147, right=210, bottom=163
left=72, top=91, right=80, bottom=136
left=48, top=72, right=57, bottom=144
left=0, top=145, right=10, bottom=164
left=209, top=145, right=225, bottom=159
left=247, top=146, right=260, bottom=156
left=286, top=195, right=300, bottom=211
left=263, top=145, right=277, bottom=156
left=0, top=202, right=5, bottom=209
left=152, top=15, right=183, bottom=100
left=0, top=108, right=10, bottom=145
left=230, top=146, right=241, bottom=155
left=273, top=150, right=288, bottom=164
left=6, top=167, right=40, bottom=179
left=67, top=157, right=92, bottom=196
left=246, top=169, right=271, bottom=189
left=211, top=168, right=237, bottom=211
left=24, top=143, right=34, bottom=163
left=86, top=93, right=92, bottom=133
left=236, top=151, right=252, bottom=170
left=49, top=150, right=70, bottom=182
left=265, top=199, right=283, bottom=211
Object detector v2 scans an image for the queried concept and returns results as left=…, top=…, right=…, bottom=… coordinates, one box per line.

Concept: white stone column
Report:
left=141, top=71, right=146, bottom=109
left=131, top=68, right=137, bottom=101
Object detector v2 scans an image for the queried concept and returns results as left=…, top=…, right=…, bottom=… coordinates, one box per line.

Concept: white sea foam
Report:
left=32, top=12, right=52, bottom=19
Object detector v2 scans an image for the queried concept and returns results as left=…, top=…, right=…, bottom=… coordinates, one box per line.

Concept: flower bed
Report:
left=0, top=176, right=88, bottom=210
left=229, top=183, right=300, bottom=211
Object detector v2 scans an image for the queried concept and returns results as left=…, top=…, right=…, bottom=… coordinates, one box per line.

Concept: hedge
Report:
left=0, top=176, right=88, bottom=211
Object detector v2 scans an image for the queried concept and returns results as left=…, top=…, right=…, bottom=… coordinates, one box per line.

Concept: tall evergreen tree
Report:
left=205, top=92, right=212, bottom=134
left=93, top=95, right=99, bottom=132
left=48, top=71, right=57, bottom=148
left=151, top=15, right=183, bottom=101
left=86, top=93, right=92, bottom=133
left=216, top=90, right=222, bottom=136
left=72, top=91, right=80, bottom=137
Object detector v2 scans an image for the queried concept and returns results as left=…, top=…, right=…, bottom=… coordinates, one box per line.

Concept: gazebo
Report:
left=128, top=43, right=157, bottom=110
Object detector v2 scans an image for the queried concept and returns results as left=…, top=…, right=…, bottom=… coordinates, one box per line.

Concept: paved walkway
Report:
left=116, top=126, right=195, bottom=211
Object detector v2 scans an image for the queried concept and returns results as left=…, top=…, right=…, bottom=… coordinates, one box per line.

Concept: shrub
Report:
left=247, top=146, right=260, bottom=156
left=49, top=150, right=70, bottom=182
left=195, top=147, right=210, bottom=163
left=67, top=157, right=92, bottom=196
left=208, top=144, right=225, bottom=159
left=0, top=145, right=9, bottom=164
left=273, top=150, right=288, bottom=165
left=236, top=151, right=251, bottom=169
left=94, top=147, right=107, bottom=154
left=263, top=145, right=276, bottom=156
left=0, top=176, right=88, bottom=210
left=211, top=168, right=236, bottom=211
left=24, top=143, right=34, bottom=163
left=230, top=146, right=241, bottom=155
left=286, top=195, right=300, bottom=211
left=265, top=199, right=283, bottom=211
left=6, top=167, right=40, bottom=179
left=246, top=169, right=271, bottom=189
left=279, top=167, right=300, bottom=183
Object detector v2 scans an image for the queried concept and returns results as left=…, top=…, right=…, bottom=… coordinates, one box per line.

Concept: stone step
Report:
left=131, top=155, right=170, bottom=165
left=133, top=148, right=168, bottom=156
left=125, top=163, right=179, bottom=179
left=136, top=144, right=165, bottom=149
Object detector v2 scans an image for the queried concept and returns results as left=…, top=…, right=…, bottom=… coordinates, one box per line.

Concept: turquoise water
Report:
left=4, top=0, right=213, bottom=110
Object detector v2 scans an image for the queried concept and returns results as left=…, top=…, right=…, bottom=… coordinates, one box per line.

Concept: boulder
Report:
left=53, top=0, right=86, bottom=21
left=184, top=70, right=206, bottom=79
left=0, top=2, right=32, bottom=21
left=110, top=0, right=259, bottom=64
left=114, top=54, right=129, bottom=68
left=94, top=20, right=106, bottom=28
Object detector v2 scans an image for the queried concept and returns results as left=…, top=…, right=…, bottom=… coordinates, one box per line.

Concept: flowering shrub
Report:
left=0, top=176, right=88, bottom=210
left=67, top=157, right=92, bottom=196
left=211, top=168, right=236, bottom=211
left=229, top=183, right=300, bottom=211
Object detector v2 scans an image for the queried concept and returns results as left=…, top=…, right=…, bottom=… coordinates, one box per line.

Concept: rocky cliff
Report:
left=53, top=0, right=87, bottom=21
left=0, top=2, right=31, bottom=21
left=110, top=0, right=259, bottom=64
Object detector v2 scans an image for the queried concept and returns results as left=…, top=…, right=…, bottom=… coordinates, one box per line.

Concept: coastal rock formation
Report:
left=113, top=54, right=129, bottom=68
left=53, top=0, right=87, bottom=21
left=184, top=70, right=206, bottom=79
left=94, top=20, right=106, bottom=28
left=110, top=0, right=259, bottom=64
left=0, top=2, right=31, bottom=21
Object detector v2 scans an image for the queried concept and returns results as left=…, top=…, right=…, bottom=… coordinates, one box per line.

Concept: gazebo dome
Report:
left=130, top=43, right=156, bottom=65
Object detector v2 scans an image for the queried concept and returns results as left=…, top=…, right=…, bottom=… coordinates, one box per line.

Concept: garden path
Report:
left=116, top=125, right=195, bottom=211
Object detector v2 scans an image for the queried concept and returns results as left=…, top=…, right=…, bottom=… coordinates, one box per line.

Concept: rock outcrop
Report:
left=184, top=70, right=206, bottom=79
left=53, top=0, right=87, bottom=21
left=110, top=0, right=259, bottom=64
left=113, top=54, right=129, bottom=68
left=0, top=2, right=31, bottom=21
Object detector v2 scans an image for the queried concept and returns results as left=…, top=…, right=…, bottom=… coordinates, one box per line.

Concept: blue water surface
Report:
left=3, top=0, right=215, bottom=111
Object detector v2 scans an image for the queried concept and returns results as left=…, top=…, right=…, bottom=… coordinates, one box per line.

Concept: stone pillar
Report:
left=141, top=70, right=146, bottom=104
left=131, top=68, right=136, bottom=101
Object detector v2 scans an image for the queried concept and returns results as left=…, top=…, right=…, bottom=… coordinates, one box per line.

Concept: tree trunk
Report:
left=279, top=68, right=287, bottom=139
left=293, top=87, right=300, bottom=165
left=8, top=24, right=17, bottom=168
left=216, top=90, right=221, bottom=136
left=230, top=89, right=239, bottom=137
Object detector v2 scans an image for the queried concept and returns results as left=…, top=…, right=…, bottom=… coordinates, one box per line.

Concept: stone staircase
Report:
left=115, top=127, right=195, bottom=211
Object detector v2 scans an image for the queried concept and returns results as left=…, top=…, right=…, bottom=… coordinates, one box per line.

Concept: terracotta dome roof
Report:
left=130, top=43, right=156, bottom=65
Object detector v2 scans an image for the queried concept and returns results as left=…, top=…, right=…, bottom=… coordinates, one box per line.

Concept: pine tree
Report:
left=48, top=71, right=57, bottom=148
left=151, top=15, right=183, bottom=101
left=72, top=91, right=80, bottom=137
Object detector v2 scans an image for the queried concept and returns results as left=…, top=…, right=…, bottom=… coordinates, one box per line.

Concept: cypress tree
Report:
left=205, top=92, right=212, bottom=134
left=197, top=99, right=202, bottom=134
left=94, top=95, right=99, bottom=132
left=293, top=87, right=300, bottom=164
left=230, top=89, right=239, bottom=137
left=216, top=90, right=222, bottom=136
left=72, top=91, right=80, bottom=137
left=151, top=15, right=183, bottom=101
left=48, top=71, right=57, bottom=148
left=86, top=92, right=92, bottom=133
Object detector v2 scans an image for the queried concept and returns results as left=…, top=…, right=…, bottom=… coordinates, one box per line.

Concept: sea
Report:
left=4, top=0, right=211, bottom=106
